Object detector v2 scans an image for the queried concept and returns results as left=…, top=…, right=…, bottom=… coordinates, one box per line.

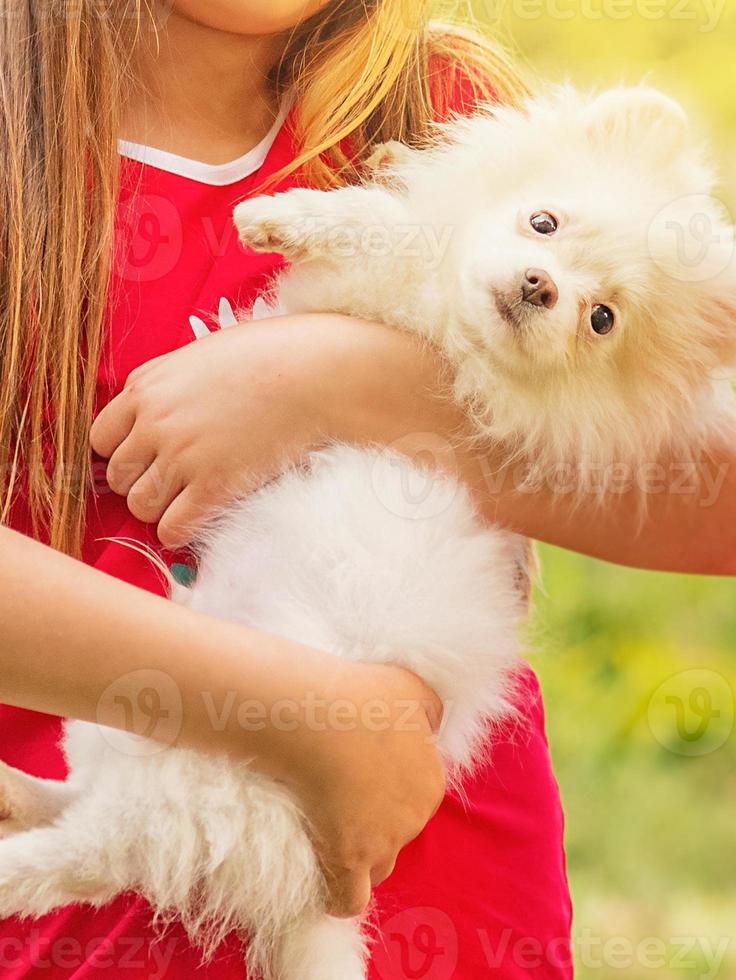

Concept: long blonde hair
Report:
left=0, top=0, right=525, bottom=556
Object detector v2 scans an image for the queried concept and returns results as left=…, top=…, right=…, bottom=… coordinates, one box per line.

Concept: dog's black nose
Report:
left=522, top=269, right=559, bottom=309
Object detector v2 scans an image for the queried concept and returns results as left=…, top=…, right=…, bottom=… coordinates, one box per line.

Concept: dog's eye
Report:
left=591, top=304, right=615, bottom=335
left=530, top=212, right=558, bottom=236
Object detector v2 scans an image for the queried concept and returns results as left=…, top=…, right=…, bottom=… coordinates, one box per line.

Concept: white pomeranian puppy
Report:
left=0, top=87, right=734, bottom=980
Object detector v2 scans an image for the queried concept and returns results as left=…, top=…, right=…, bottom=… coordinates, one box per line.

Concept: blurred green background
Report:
left=456, top=1, right=736, bottom=976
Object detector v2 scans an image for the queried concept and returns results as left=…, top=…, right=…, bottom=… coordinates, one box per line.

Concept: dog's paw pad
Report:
left=238, top=221, right=289, bottom=253
left=233, top=199, right=313, bottom=257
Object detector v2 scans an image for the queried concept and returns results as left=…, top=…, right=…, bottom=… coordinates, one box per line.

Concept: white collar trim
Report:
left=118, top=103, right=288, bottom=187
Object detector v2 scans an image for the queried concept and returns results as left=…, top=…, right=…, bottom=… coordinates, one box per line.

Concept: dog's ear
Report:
left=363, top=140, right=417, bottom=188
left=587, top=86, right=689, bottom=159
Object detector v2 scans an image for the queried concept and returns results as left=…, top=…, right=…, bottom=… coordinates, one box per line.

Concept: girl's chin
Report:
left=166, top=0, right=333, bottom=36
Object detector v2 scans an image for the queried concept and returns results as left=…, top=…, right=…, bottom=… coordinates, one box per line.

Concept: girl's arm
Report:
left=476, top=439, right=736, bottom=575
left=92, top=314, right=736, bottom=574
left=316, top=318, right=736, bottom=575
left=0, top=525, right=444, bottom=918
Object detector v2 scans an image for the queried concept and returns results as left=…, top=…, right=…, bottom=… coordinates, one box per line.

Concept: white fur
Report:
left=238, top=86, right=736, bottom=478
left=1, top=86, right=734, bottom=979
left=0, top=449, right=526, bottom=979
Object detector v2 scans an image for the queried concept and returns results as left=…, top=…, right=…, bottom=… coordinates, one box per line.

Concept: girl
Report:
left=0, top=2, right=733, bottom=978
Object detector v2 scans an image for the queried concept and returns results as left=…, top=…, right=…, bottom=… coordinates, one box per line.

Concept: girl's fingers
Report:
left=90, top=389, right=138, bottom=460
left=326, top=872, right=372, bottom=920
left=105, top=439, right=157, bottom=497
left=156, top=487, right=206, bottom=550
left=126, top=463, right=183, bottom=527
left=370, top=858, right=397, bottom=887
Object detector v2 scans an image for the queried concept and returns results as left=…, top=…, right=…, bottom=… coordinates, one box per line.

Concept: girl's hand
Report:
left=289, top=662, right=446, bottom=918
left=90, top=313, right=461, bottom=549
left=0, top=526, right=446, bottom=919
left=91, top=317, right=334, bottom=548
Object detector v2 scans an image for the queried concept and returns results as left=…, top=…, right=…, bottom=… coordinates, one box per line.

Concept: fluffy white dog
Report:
left=0, top=87, right=734, bottom=980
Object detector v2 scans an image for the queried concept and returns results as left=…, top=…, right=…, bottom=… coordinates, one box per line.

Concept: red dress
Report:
left=0, top=103, right=573, bottom=979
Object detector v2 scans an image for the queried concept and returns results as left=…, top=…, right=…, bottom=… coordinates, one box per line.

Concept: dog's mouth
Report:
left=492, top=290, right=525, bottom=333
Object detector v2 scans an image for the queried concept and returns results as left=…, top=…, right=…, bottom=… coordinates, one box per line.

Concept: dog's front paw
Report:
left=234, top=194, right=305, bottom=256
